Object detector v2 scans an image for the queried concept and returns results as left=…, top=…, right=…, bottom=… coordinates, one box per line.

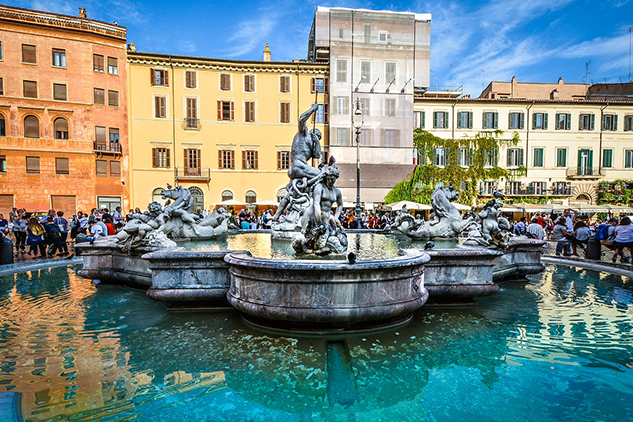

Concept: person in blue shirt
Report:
left=53, top=211, right=69, bottom=255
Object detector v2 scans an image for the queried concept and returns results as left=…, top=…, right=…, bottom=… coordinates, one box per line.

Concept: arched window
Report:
left=54, top=117, right=69, bottom=139
left=24, top=115, right=39, bottom=138
left=152, top=187, right=164, bottom=205
left=245, top=190, right=257, bottom=204
left=276, top=188, right=288, bottom=203
left=221, top=190, right=233, bottom=202
left=189, top=186, right=204, bottom=212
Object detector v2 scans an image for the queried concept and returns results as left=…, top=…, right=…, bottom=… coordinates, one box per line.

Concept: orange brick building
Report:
left=0, top=5, right=128, bottom=217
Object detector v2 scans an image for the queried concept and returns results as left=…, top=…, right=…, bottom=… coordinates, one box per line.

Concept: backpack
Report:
left=595, top=224, right=609, bottom=240
left=49, top=223, right=62, bottom=240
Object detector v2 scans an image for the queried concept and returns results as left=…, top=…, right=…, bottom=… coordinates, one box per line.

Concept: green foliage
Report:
left=384, top=129, right=520, bottom=205
left=505, top=196, right=556, bottom=204
left=598, top=180, right=633, bottom=205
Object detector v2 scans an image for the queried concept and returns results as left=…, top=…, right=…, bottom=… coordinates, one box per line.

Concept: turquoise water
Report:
left=185, top=232, right=457, bottom=259
left=0, top=264, right=632, bottom=421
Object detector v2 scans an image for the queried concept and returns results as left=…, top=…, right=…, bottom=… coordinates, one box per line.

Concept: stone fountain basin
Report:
left=224, top=250, right=431, bottom=333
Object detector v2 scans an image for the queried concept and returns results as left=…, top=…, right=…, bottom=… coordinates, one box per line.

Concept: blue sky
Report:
left=7, top=0, right=633, bottom=96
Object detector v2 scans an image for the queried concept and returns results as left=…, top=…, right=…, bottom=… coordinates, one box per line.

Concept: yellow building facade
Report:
left=127, top=48, right=328, bottom=211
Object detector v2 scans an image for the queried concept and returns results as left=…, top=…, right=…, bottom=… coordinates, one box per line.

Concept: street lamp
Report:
left=353, top=98, right=363, bottom=223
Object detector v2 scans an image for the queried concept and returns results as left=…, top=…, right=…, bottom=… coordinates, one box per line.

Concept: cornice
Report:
left=414, top=96, right=633, bottom=107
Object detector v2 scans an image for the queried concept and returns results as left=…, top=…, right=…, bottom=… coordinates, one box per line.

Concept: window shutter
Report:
left=507, top=150, right=512, bottom=167
left=493, top=112, right=499, bottom=129
left=22, top=44, right=36, bottom=64
left=433, top=112, right=438, bottom=128
left=519, top=113, right=524, bottom=130
left=468, top=112, right=473, bottom=128
left=186, top=71, right=191, bottom=88
left=324, top=104, right=329, bottom=124
left=165, top=149, right=170, bottom=167
left=532, top=114, right=537, bottom=130
left=96, top=159, right=107, bottom=176
left=150, top=69, right=155, bottom=85
left=590, top=114, right=595, bottom=130
left=110, top=161, right=121, bottom=177
left=164, top=70, right=169, bottom=86
left=26, top=157, right=40, bottom=173
left=196, top=150, right=201, bottom=169
left=457, top=113, right=462, bottom=129
left=310, top=78, right=315, bottom=93
left=231, top=151, right=235, bottom=169
left=566, top=114, right=571, bottom=130
left=242, top=150, right=247, bottom=169
left=152, top=148, right=158, bottom=167
left=614, top=115, right=618, bottom=131
left=54, top=84, right=67, bottom=101
left=508, top=113, right=512, bottom=129
left=519, top=148, right=524, bottom=166
left=217, top=101, right=222, bottom=120
left=24, top=81, right=37, bottom=98
left=56, top=158, right=69, bottom=174
left=183, top=149, right=189, bottom=168
left=230, top=101, right=235, bottom=121
left=277, top=151, right=281, bottom=170
left=218, top=150, right=223, bottom=169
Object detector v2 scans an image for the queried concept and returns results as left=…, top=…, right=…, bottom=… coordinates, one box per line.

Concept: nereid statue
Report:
left=112, top=186, right=230, bottom=251
left=463, top=198, right=512, bottom=249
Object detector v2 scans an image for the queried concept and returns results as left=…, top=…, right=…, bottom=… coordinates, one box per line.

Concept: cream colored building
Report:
left=414, top=96, right=633, bottom=204
left=127, top=47, right=328, bottom=210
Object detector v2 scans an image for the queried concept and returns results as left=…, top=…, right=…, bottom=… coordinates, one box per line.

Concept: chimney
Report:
left=128, top=42, right=136, bottom=52
left=78, top=7, right=87, bottom=19
left=263, top=44, right=271, bottom=62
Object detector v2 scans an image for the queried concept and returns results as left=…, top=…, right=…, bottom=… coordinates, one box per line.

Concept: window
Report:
left=336, top=60, right=347, bottom=83
left=625, top=150, right=633, bottom=168
left=311, top=77, right=327, bottom=93
left=336, top=97, right=349, bottom=115
left=0, top=115, right=5, bottom=136
left=483, top=148, right=498, bottom=167
left=361, top=61, right=371, bottom=84
left=280, top=76, right=291, bottom=93
left=280, top=102, right=290, bottom=123
left=0, top=155, right=5, bottom=172
left=531, top=182, right=547, bottom=195
left=338, top=28, right=344, bottom=38
left=385, top=62, right=396, bottom=84
left=556, top=148, right=567, bottom=168
left=532, top=113, right=548, bottom=130
left=533, top=148, right=544, bottom=168
left=433, top=111, right=449, bottom=128
left=185, top=71, right=197, bottom=89
left=360, top=98, right=370, bottom=115
left=276, top=188, right=287, bottom=203
left=26, top=156, right=40, bottom=174
left=220, top=74, right=231, bottom=91
left=94, top=88, right=105, bottom=105
left=458, top=148, right=473, bottom=167
left=579, top=113, right=595, bottom=130
left=245, top=101, right=255, bottom=122
left=54, top=118, right=69, bottom=139
left=24, top=116, right=39, bottom=138
left=23, top=80, right=37, bottom=98
left=217, top=100, right=233, bottom=122
left=384, top=129, right=398, bottom=147
left=245, top=190, right=257, bottom=204
left=364, top=24, right=371, bottom=43
left=218, top=150, right=235, bottom=169
left=312, top=104, right=328, bottom=124
left=508, top=112, right=524, bottom=129
left=0, top=42, right=2, bottom=61
left=151, top=69, right=168, bottom=86
left=336, top=128, right=349, bottom=146
left=0, top=78, right=3, bottom=95
left=602, top=114, right=618, bottom=131
left=457, top=111, right=473, bottom=129
left=379, top=31, right=388, bottom=42
left=22, top=44, right=37, bottom=64
left=106, top=90, right=118, bottom=107
left=384, top=99, right=396, bottom=117
left=480, top=181, right=496, bottom=195
left=53, top=83, right=67, bottom=101
left=155, top=96, right=166, bottom=118
left=93, top=54, right=104, bottom=72
left=625, top=115, right=633, bottom=131
left=415, top=111, right=425, bottom=128
left=152, top=148, right=170, bottom=168
left=110, top=161, right=121, bottom=177
left=184, top=149, right=201, bottom=173
left=507, top=148, right=524, bottom=167
left=482, top=112, right=498, bottom=129
left=242, top=150, right=258, bottom=170
left=507, top=181, right=521, bottom=195
left=109, top=128, right=119, bottom=144
left=96, top=159, right=107, bottom=176
left=95, top=126, right=107, bottom=146
left=55, top=158, right=69, bottom=175
left=277, top=151, right=290, bottom=170
left=244, top=74, right=255, bottom=92
left=361, top=128, right=371, bottom=146
left=555, top=113, right=571, bottom=130
left=434, top=148, right=446, bottom=167
left=52, top=49, right=66, bottom=67
left=186, top=98, right=199, bottom=127
left=107, top=57, right=118, bottom=75
left=221, top=190, right=234, bottom=201
left=602, top=149, right=613, bottom=168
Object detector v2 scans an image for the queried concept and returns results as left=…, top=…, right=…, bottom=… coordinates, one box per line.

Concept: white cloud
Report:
left=179, top=41, right=197, bottom=55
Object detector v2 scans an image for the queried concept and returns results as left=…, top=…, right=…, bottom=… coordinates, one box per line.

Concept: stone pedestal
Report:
left=225, top=250, right=431, bottom=334
left=493, top=238, right=546, bottom=281
left=142, top=250, right=238, bottom=306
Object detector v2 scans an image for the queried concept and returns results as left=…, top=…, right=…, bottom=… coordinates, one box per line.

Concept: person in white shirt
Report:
left=89, top=221, right=104, bottom=238
left=526, top=218, right=544, bottom=240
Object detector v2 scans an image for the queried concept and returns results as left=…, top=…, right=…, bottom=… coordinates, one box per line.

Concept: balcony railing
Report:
left=175, top=167, right=211, bottom=181
left=480, top=184, right=573, bottom=197
left=183, top=118, right=201, bottom=130
left=566, top=167, right=605, bottom=178
left=94, top=141, right=122, bottom=155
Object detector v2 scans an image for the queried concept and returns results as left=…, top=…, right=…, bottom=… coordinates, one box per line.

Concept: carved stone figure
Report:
left=292, top=166, right=348, bottom=255
left=114, top=202, right=174, bottom=251
left=272, top=103, right=323, bottom=230
left=463, top=198, right=512, bottom=249
left=392, top=186, right=473, bottom=240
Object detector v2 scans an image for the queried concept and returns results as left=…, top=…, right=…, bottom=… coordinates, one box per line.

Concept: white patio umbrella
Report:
left=383, top=200, right=432, bottom=211
left=256, top=200, right=280, bottom=207
left=452, top=203, right=472, bottom=211
left=214, top=199, right=247, bottom=206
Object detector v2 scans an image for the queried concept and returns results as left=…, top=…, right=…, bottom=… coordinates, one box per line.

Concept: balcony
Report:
left=94, top=141, right=121, bottom=155
left=182, top=118, right=201, bottom=130
left=503, top=186, right=572, bottom=197
left=566, top=167, right=605, bottom=179
left=175, top=167, right=211, bottom=181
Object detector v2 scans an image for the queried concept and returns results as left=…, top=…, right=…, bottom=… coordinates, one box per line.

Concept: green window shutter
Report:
left=508, top=113, right=512, bottom=129
left=421, top=111, right=425, bottom=128
left=468, top=111, right=473, bottom=128
left=626, top=151, right=633, bottom=168
left=614, top=115, right=618, bottom=131
left=493, top=112, right=499, bottom=129
left=602, top=115, right=607, bottom=131
left=588, top=150, right=593, bottom=168
left=519, top=148, right=524, bottom=166
left=534, top=148, right=544, bottom=167
left=433, top=112, right=438, bottom=128
left=566, top=114, right=571, bottom=130
left=625, top=116, right=630, bottom=131
left=507, top=149, right=512, bottom=167
left=543, top=113, right=548, bottom=130
left=457, top=113, right=462, bottom=129
left=443, top=112, right=449, bottom=128
left=532, top=114, right=537, bottom=130
left=579, top=115, right=584, bottom=130
left=590, top=114, right=595, bottom=130
left=603, top=149, right=613, bottom=168
left=520, top=113, right=525, bottom=129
